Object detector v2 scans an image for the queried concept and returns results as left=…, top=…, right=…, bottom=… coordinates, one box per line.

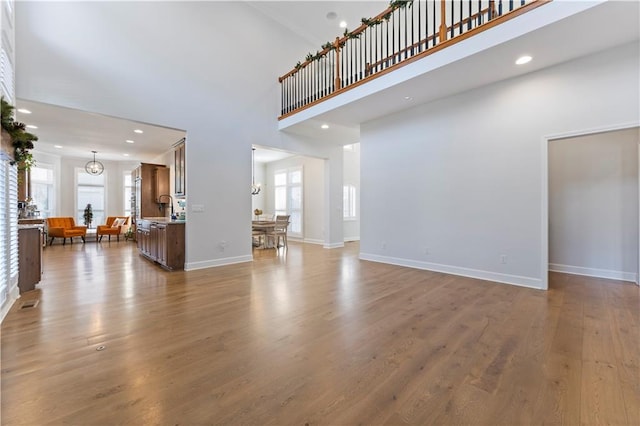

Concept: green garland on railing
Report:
left=293, top=0, right=414, bottom=71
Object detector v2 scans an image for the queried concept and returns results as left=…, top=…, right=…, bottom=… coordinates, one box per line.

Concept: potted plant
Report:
left=83, top=204, right=93, bottom=228
left=1, top=96, right=38, bottom=169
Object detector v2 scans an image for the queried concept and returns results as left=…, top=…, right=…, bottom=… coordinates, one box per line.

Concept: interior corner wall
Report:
left=360, top=42, right=640, bottom=289
left=549, top=128, right=639, bottom=282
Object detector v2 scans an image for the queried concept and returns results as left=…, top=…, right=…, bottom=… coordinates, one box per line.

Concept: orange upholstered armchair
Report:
left=96, top=216, right=130, bottom=242
left=47, top=217, right=87, bottom=245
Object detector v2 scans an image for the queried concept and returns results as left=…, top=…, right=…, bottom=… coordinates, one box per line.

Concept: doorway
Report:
left=545, top=126, right=640, bottom=288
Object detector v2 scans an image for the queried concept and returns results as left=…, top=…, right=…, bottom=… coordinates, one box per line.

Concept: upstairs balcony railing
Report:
left=278, top=0, right=550, bottom=119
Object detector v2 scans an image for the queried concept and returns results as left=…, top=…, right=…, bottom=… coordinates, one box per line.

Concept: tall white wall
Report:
left=360, top=42, right=640, bottom=289
left=549, top=129, right=639, bottom=282
left=264, top=155, right=325, bottom=244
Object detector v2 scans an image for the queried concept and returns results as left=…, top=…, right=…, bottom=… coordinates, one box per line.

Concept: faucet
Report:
left=158, top=194, right=174, bottom=217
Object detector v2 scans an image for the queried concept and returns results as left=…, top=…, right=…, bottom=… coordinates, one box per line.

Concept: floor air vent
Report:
left=20, top=299, right=39, bottom=309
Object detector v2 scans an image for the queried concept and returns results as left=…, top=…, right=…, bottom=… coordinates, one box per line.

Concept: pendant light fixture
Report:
left=251, top=147, right=261, bottom=195
left=85, top=150, right=104, bottom=176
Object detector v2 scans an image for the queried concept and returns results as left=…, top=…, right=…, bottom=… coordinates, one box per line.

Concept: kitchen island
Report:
left=136, top=218, right=185, bottom=270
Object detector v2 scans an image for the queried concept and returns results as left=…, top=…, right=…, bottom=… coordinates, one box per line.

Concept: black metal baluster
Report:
left=498, top=0, right=503, bottom=16
left=432, top=0, right=436, bottom=47
left=478, top=0, right=482, bottom=25
left=405, top=6, right=408, bottom=59
left=417, top=0, right=421, bottom=53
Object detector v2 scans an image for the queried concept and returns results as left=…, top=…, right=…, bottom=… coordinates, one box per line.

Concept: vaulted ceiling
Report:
left=13, top=1, right=640, bottom=163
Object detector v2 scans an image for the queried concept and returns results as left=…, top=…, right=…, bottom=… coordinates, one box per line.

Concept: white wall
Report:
left=549, top=128, right=639, bottom=282
left=264, top=155, right=325, bottom=244
left=360, top=42, right=640, bottom=289
left=343, top=144, right=360, bottom=242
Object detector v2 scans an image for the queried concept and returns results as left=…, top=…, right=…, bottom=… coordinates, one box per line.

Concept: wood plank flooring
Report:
left=2, top=241, right=638, bottom=425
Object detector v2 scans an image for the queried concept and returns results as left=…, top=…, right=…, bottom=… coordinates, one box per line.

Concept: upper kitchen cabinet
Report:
left=174, top=138, right=185, bottom=197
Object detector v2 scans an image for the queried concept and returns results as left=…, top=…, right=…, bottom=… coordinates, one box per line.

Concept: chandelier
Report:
left=85, top=150, right=104, bottom=176
left=251, top=147, right=261, bottom=195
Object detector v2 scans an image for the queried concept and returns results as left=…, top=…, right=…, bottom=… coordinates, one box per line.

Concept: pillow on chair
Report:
left=111, top=218, right=126, bottom=228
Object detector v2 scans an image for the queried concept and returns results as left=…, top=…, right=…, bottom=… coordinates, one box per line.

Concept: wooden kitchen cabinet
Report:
left=18, top=227, right=42, bottom=293
left=136, top=219, right=184, bottom=270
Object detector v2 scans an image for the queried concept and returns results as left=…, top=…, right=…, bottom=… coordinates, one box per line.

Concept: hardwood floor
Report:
left=2, top=241, right=638, bottom=425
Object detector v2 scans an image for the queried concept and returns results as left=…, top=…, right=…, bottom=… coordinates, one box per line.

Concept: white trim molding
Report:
left=185, top=255, right=252, bottom=271
left=0, top=284, right=19, bottom=323
left=549, top=263, right=638, bottom=284
left=360, top=253, right=543, bottom=290
left=324, top=242, right=345, bottom=249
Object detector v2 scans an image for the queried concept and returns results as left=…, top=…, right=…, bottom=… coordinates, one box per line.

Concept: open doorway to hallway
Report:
left=548, top=127, right=640, bottom=286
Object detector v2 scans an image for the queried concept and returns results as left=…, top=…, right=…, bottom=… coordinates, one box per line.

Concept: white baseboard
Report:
left=185, top=255, right=253, bottom=271
left=324, top=242, right=345, bottom=249
left=359, top=253, right=543, bottom=290
left=549, top=263, right=638, bottom=283
left=303, top=238, right=324, bottom=245
left=344, top=236, right=360, bottom=242
left=1, top=284, right=20, bottom=324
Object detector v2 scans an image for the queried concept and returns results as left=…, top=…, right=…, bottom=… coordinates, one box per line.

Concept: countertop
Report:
left=139, top=217, right=186, bottom=225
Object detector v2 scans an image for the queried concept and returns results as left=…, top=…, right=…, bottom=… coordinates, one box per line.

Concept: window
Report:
left=0, top=46, right=14, bottom=103
left=123, top=172, right=132, bottom=217
left=274, top=167, right=303, bottom=237
left=76, top=169, right=105, bottom=227
left=343, top=184, right=357, bottom=220
left=30, top=164, right=55, bottom=218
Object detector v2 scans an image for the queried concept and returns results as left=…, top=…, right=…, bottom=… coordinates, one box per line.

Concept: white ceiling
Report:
left=15, top=100, right=186, bottom=163
left=13, top=0, right=640, bottom=164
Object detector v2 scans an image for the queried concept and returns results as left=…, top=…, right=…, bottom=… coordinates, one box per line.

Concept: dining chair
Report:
left=266, top=215, right=290, bottom=249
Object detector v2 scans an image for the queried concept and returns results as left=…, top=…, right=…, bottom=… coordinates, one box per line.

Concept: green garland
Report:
left=1, top=96, right=37, bottom=168
left=292, top=0, right=414, bottom=71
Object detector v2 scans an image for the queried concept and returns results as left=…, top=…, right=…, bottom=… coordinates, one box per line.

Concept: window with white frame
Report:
left=30, top=163, right=55, bottom=218
left=343, top=184, right=357, bottom=220
left=76, top=169, right=105, bottom=227
left=274, top=167, right=303, bottom=237
left=123, top=172, right=132, bottom=217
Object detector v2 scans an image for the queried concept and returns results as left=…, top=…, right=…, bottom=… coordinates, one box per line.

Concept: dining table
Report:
left=252, top=220, right=276, bottom=248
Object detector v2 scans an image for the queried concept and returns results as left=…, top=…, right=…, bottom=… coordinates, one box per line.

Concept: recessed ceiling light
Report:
left=26, top=124, right=38, bottom=129
left=123, top=153, right=130, bottom=157
left=515, top=55, right=532, bottom=65
left=17, top=108, right=31, bottom=114
left=134, top=129, right=143, bottom=134
left=54, top=145, right=63, bottom=149
left=339, top=20, right=347, bottom=28
left=125, top=140, right=135, bottom=144
left=404, top=96, right=413, bottom=101
left=321, top=124, right=329, bottom=129
left=326, top=11, right=337, bottom=20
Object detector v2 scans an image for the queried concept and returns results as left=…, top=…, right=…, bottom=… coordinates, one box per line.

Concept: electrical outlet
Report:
left=424, top=247, right=430, bottom=255
left=500, top=255, right=507, bottom=264
left=220, top=241, right=227, bottom=252
left=381, top=242, right=386, bottom=250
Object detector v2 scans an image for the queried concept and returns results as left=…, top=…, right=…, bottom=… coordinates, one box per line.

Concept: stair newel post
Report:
left=334, top=37, right=342, bottom=91
left=439, top=0, right=447, bottom=43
